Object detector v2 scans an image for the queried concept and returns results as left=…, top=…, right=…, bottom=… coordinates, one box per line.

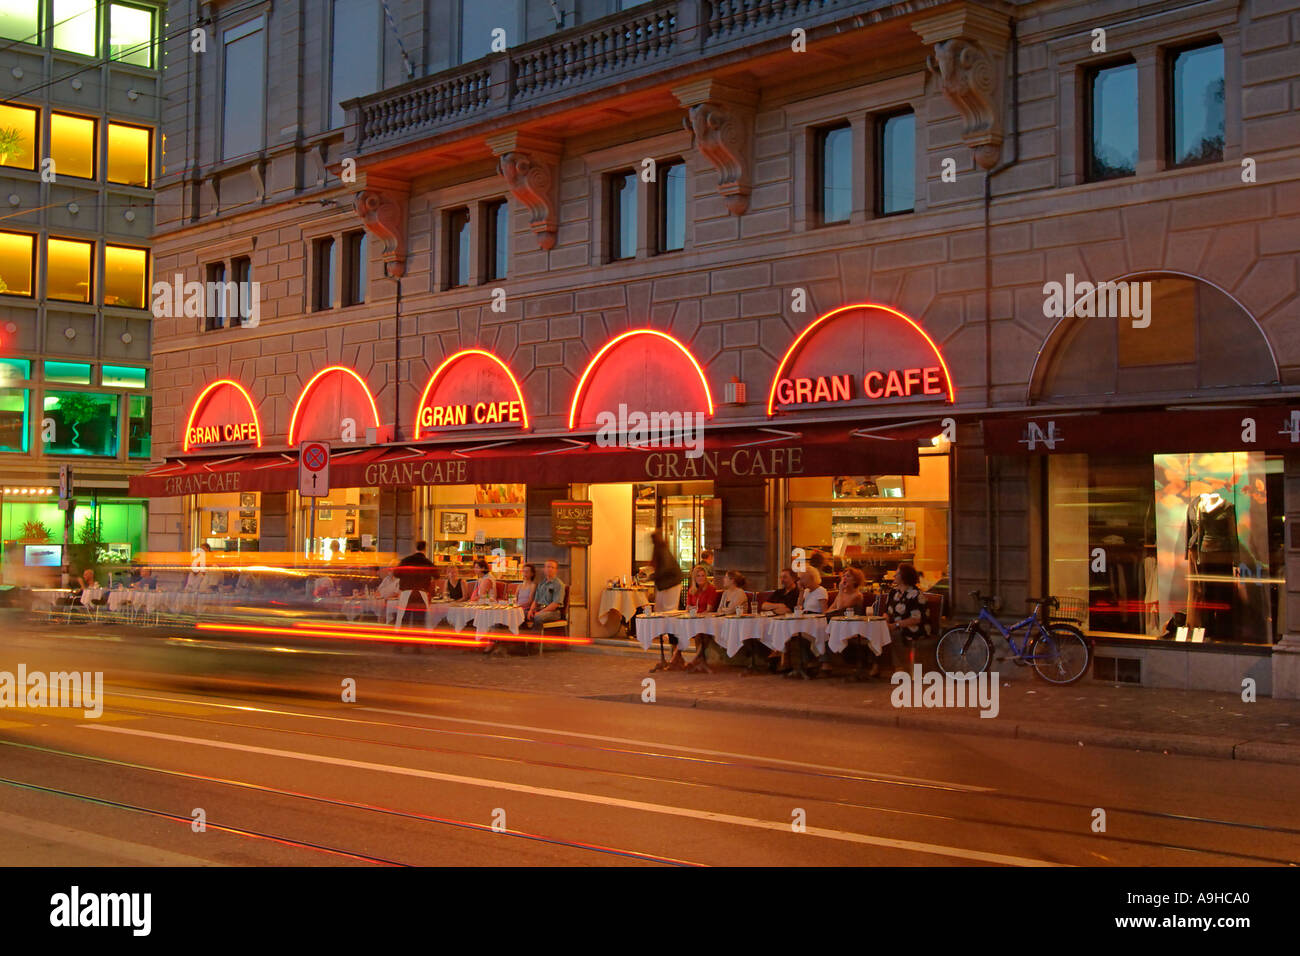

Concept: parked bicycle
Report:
left=935, top=591, right=1091, bottom=685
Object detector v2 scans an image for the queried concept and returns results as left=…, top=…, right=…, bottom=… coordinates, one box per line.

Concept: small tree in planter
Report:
left=0, top=127, right=24, bottom=166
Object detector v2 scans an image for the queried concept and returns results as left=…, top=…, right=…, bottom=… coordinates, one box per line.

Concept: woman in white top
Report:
left=513, top=563, right=537, bottom=610
left=468, top=558, right=496, bottom=602
left=798, top=568, right=828, bottom=612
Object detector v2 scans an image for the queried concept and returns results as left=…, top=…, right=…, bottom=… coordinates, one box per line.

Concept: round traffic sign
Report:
left=302, top=442, right=328, bottom=471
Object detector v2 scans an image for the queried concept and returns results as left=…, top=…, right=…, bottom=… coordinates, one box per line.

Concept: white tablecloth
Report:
left=762, top=615, right=829, bottom=654
left=633, top=612, right=725, bottom=650
left=715, top=616, right=771, bottom=657
left=597, top=587, right=650, bottom=625
left=434, top=603, right=525, bottom=636
left=80, top=587, right=105, bottom=609
left=827, top=617, right=892, bottom=655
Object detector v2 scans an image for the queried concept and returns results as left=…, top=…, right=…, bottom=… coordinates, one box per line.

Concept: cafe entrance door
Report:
left=633, top=482, right=716, bottom=575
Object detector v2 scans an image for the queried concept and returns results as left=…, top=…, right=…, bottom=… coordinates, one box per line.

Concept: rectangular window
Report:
left=106, top=122, right=151, bottom=186
left=0, top=231, right=34, bottom=297
left=330, top=0, right=380, bottom=130
left=109, top=3, right=153, bottom=67
left=656, top=160, right=685, bottom=253
left=222, top=19, right=265, bottom=161
left=447, top=209, right=470, bottom=288
left=609, top=171, right=637, bottom=261
left=0, top=103, right=37, bottom=170
left=0, top=358, right=30, bottom=383
left=205, top=261, right=227, bottom=330
left=0, top=387, right=29, bottom=452
left=103, top=365, right=147, bottom=389
left=50, top=112, right=96, bottom=180
left=1169, top=41, right=1224, bottom=168
left=485, top=200, right=508, bottom=281
left=104, top=245, right=147, bottom=309
left=342, top=232, right=366, bottom=306
left=877, top=111, right=916, bottom=215
left=127, top=394, right=150, bottom=459
left=47, top=237, right=92, bottom=303
left=1086, top=62, right=1138, bottom=181
left=44, top=361, right=91, bottom=385
left=42, top=391, right=119, bottom=457
left=231, top=255, right=253, bottom=324
left=0, top=1, right=39, bottom=44
left=52, top=0, right=96, bottom=56
left=816, top=123, right=852, bottom=225
left=313, top=238, right=335, bottom=310
left=461, top=0, right=516, bottom=63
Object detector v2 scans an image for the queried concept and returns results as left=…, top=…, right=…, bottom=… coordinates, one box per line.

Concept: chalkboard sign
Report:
left=552, top=500, right=593, bottom=546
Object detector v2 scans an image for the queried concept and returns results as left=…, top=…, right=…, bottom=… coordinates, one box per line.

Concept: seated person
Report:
left=827, top=567, right=867, bottom=617
left=798, top=568, right=828, bottom=612
left=513, top=563, right=537, bottom=609
left=761, top=569, right=801, bottom=614
left=685, top=565, right=718, bottom=613
left=468, top=558, right=496, bottom=603
left=375, top=565, right=401, bottom=600
left=522, top=560, right=566, bottom=628
left=442, top=565, right=465, bottom=601
left=716, top=570, right=749, bottom=613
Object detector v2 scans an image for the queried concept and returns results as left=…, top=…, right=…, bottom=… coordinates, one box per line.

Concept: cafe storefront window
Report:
left=195, top=492, right=261, bottom=552
left=784, top=449, right=951, bottom=590
left=420, top=483, right=525, bottom=580
left=296, top=487, right=381, bottom=559
left=1047, top=451, right=1284, bottom=644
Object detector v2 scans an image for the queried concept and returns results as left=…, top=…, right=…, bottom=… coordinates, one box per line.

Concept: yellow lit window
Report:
left=106, top=123, right=150, bottom=186
left=104, top=245, right=147, bottom=309
left=50, top=113, right=95, bottom=180
left=0, top=103, right=37, bottom=170
left=47, top=237, right=92, bottom=303
left=0, top=231, right=34, bottom=296
left=53, top=0, right=97, bottom=56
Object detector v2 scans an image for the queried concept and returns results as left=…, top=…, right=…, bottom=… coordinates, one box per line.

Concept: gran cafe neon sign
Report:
left=183, top=380, right=263, bottom=451
left=415, top=349, right=530, bottom=437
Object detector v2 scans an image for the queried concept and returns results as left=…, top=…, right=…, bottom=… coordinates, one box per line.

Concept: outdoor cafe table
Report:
left=634, top=611, right=724, bottom=651
left=438, top=603, right=525, bottom=637
left=715, top=614, right=773, bottom=657
left=762, top=614, right=830, bottom=655
left=827, top=616, right=893, bottom=655
left=597, top=586, right=651, bottom=626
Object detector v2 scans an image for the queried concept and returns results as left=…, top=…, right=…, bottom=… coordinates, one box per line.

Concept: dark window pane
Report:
left=330, top=0, right=380, bottom=129
left=1171, top=43, right=1224, bottom=167
left=448, top=210, right=470, bottom=287
left=42, top=391, right=119, bottom=457
left=128, top=395, right=151, bottom=459
left=314, top=239, right=335, bottom=310
left=879, top=112, right=915, bottom=214
left=344, top=234, right=365, bottom=305
left=660, top=162, right=685, bottom=252
left=223, top=21, right=265, bottom=160
left=1087, top=63, right=1138, bottom=180
left=819, top=125, right=851, bottom=224
left=489, top=202, right=508, bottom=280
left=611, top=172, right=637, bottom=260
left=231, top=256, right=253, bottom=323
left=0, top=387, right=29, bottom=452
left=206, top=262, right=226, bottom=329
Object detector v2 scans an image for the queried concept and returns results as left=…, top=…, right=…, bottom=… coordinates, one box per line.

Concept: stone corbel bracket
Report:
left=352, top=175, right=411, bottom=278
left=487, top=132, right=561, bottom=251
left=673, top=78, right=758, bottom=216
left=913, top=5, right=1011, bottom=171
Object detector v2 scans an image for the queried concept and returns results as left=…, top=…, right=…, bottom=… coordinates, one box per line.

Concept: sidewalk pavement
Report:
left=20, top=619, right=1300, bottom=765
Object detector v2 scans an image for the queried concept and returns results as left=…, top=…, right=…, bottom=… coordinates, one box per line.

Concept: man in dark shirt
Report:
left=396, top=540, right=436, bottom=629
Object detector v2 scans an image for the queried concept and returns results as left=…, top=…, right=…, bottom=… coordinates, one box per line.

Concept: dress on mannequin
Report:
left=1185, top=493, right=1238, bottom=639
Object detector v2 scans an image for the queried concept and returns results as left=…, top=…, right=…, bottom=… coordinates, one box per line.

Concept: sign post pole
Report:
left=298, top=442, right=331, bottom=560
left=59, top=465, right=73, bottom=588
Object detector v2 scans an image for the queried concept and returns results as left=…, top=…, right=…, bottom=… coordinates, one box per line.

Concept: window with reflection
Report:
left=1169, top=42, right=1224, bottom=167
left=106, top=122, right=151, bottom=186
left=877, top=110, right=915, bottom=215
left=53, top=0, right=97, bottom=56
left=0, top=103, right=37, bottom=170
left=104, top=244, right=148, bottom=308
left=447, top=209, right=470, bottom=288
left=1086, top=61, right=1138, bottom=180
left=330, top=0, right=379, bottom=129
left=816, top=123, right=852, bottom=225
left=0, top=231, right=34, bottom=296
left=127, top=394, right=150, bottom=458
left=50, top=113, right=95, bottom=180
left=46, top=237, right=92, bottom=303
left=42, top=391, right=119, bottom=457
left=222, top=19, right=265, bottom=160
left=104, top=365, right=147, bottom=388
left=109, top=2, right=154, bottom=67
left=657, top=160, right=685, bottom=253
left=44, top=361, right=90, bottom=385
left=485, top=200, right=508, bottom=281
left=609, top=171, right=637, bottom=261
left=313, top=238, right=335, bottom=310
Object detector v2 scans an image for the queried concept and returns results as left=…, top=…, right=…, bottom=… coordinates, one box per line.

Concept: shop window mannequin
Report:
left=1185, top=491, right=1238, bottom=639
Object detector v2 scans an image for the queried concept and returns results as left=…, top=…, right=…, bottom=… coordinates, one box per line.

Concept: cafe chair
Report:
left=535, top=588, right=570, bottom=656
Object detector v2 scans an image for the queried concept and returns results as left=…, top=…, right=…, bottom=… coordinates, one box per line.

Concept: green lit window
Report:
left=44, top=361, right=91, bottom=385
left=0, top=1, right=39, bottom=45
left=42, top=391, right=119, bottom=457
left=109, top=3, right=153, bottom=67
left=0, top=387, right=29, bottom=452
left=128, top=394, right=150, bottom=459
left=103, top=365, right=146, bottom=389
left=0, top=103, right=38, bottom=170
left=52, top=0, right=97, bottom=56
left=0, top=359, right=29, bottom=384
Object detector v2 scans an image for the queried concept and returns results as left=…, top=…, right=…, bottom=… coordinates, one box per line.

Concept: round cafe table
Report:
left=714, top=615, right=771, bottom=657
left=597, top=586, right=651, bottom=626
left=441, top=603, right=525, bottom=637
left=634, top=612, right=680, bottom=651
left=762, top=614, right=829, bottom=655
left=827, top=616, right=892, bottom=655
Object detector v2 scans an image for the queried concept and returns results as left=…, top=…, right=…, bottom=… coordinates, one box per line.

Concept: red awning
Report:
left=131, top=423, right=921, bottom=497
left=985, top=406, right=1300, bottom=455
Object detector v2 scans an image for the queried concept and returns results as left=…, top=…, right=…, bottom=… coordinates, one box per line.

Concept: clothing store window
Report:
left=1047, top=452, right=1283, bottom=644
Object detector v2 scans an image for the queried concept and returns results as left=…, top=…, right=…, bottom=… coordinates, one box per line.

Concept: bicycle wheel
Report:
left=1028, top=624, right=1091, bottom=685
left=936, top=626, right=991, bottom=677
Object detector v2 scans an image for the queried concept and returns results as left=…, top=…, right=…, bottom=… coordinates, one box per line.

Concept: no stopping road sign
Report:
left=299, top=441, right=331, bottom=497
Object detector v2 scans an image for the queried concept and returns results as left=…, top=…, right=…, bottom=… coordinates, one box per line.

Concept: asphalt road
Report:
left=1, top=625, right=1298, bottom=867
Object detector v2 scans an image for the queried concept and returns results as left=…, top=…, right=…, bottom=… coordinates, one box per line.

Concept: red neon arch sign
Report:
left=287, top=365, right=382, bottom=445
left=183, top=379, right=264, bottom=452
left=567, top=329, right=715, bottom=430
left=414, top=349, right=531, bottom=439
left=766, top=303, right=955, bottom=416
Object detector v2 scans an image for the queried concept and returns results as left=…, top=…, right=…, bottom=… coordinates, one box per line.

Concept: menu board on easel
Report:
left=704, top=498, right=723, bottom=549
left=552, top=500, right=593, bottom=546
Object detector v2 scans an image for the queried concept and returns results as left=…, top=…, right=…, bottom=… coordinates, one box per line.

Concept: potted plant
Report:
left=0, top=127, right=24, bottom=166
left=19, top=520, right=52, bottom=543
